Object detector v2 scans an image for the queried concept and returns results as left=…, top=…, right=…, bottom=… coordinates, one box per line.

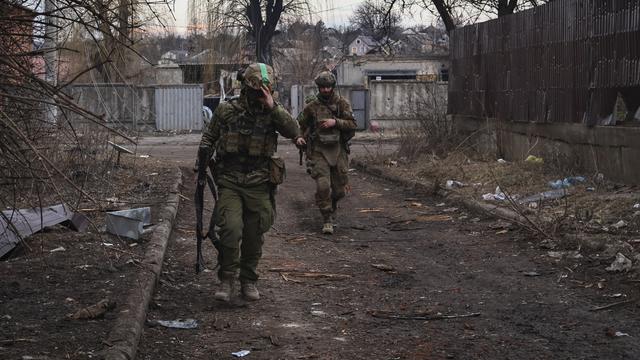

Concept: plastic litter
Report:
left=548, top=176, right=585, bottom=189
left=633, top=203, right=640, bottom=209
left=497, top=158, right=507, bottom=164
left=50, top=246, right=66, bottom=252
left=482, top=186, right=506, bottom=201
left=605, top=253, right=632, bottom=272
left=232, top=350, right=251, bottom=357
left=612, top=220, right=627, bottom=229
left=445, top=180, right=465, bottom=189
left=519, top=189, right=568, bottom=204
left=524, top=155, right=544, bottom=164
left=151, top=318, right=198, bottom=329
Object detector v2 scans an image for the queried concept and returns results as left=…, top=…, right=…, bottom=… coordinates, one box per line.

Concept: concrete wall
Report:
left=452, top=116, right=640, bottom=185
left=337, top=56, right=449, bottom=86
left=369, top=80, right=448, bottom=128
left=155, top=65, right=183, bottom=85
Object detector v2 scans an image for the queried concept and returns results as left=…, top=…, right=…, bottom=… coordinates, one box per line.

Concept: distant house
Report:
left=158, top=50, right=190, bottom=65
left=348, top=35, right=379, bottom=56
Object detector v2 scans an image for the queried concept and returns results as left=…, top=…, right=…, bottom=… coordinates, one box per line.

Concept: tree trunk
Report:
left=431, top=0, right=456, bottom=32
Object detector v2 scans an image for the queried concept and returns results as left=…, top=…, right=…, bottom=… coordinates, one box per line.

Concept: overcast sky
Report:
left=167, top=0, right=436, bottom=35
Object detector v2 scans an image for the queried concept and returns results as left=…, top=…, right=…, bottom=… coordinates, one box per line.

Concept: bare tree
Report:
left=191, top=0, right=311, bottom=65
left=0, top=0, right=172, bottom=213
left=384, top=0, right=548, bottom=32
left=349, top=0, right=402, bottom=41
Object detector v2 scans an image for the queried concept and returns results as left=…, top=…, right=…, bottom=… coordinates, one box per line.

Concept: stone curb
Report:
left=351, top=159, right=526, bottom=224
left=100, top=167, right=183, bottom=360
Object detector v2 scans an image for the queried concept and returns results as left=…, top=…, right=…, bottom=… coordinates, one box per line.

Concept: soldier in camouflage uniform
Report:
left=295, top=71, right=357, bottom=234
left=198, top=63, right=301, bottom=302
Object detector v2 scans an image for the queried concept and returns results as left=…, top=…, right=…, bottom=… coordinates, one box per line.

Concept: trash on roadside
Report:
left=139, top=154, right=150, bottom=158
left=547, top=251, right=582, bottom=259
left=50, top=246, right=66, bottom=253
left=149, top=318, right=199, bottom=329
left=633, top=203, right=640, bottom=209
left=106, top=207, right=151, bottom=240
left=497, top=158, right=507, bottom=164
left=445, top=180, right=465, bottom=189
left=586, top=187, right=596, bottom=192
left=525, top=155, right=544, bottom=164
left=612, top=220, right=627, bottom=230
left=548, top=176, right=585, bottom=189
left=435, top=202, right=446, bottom=207
left=0, top=203, right=87, bottom=258
left=371, top=263, right=395, bottom=272
left=482, top=186, right=506, bottom=201
left=519, top=189, right=568, bottom=204
left=443, top=207, right=458, bottom=213
left=606, top=328, right=630, bottom=337
left=67, top=299, right=116, bottom=320
left=605, top=253, right=632, bottom=272
left=310, top=310, right=327, bottom=317
left=232, top=350, right=251, bottom=357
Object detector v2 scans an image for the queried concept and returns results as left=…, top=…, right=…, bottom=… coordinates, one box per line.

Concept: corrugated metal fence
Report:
left=155, top=85, right=203, bottom=130
left=67, top=84, right=203, bottom=131
left=449, top=0, right=640, bottom=126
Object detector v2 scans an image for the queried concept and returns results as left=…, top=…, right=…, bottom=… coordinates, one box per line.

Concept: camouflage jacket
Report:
left=298, top=92, right=357, bottom=150
left=200, top=95, right=300, bottom=186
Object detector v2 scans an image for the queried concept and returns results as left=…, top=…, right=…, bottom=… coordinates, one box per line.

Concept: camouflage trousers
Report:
left=307, top=150, right=349, bottom=221
left=212, top=179, right=274, bottom=282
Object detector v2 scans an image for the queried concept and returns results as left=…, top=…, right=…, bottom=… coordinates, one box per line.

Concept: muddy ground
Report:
left=2, top=134, right=640, bottom=359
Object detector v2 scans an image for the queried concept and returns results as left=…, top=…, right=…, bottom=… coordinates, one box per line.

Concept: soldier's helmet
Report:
left=243, top=63, right=275, bottom=90
left=314, top=71, right=336, bottom=88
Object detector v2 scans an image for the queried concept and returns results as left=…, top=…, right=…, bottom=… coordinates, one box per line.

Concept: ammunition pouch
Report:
left=269, top=156, right=286, bottom=185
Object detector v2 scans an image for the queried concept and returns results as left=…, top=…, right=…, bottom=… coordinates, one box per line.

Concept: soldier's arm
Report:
left=334, top=98, right=357, bottom=130
left=297, top=107, right=311, bottom=136
left=271, top=104, right=301, bottom=140
left=200, top=105, right=225, bottom=149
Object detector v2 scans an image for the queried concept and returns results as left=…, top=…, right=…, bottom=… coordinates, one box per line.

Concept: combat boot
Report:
left=241, top=282, right=260, bottom=301
left=214, top=278, right=235, bottom=302
left=322, top=222, right=334, bottom=234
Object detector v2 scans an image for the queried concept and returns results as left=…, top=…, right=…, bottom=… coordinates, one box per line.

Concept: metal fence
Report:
left=66, top=84, right=203, bottom=131
left=449, top=0, right=640, bottom=126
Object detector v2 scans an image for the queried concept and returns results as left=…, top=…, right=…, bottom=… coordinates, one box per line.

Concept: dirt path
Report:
left=136, top=137, right=640, bottom=359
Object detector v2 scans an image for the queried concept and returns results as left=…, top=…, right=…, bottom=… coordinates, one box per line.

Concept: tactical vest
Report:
left=312, top=101, right=341, bottom=146
left=217, top=101, right=277, bottom=159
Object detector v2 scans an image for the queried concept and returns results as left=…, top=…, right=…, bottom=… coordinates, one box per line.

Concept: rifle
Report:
left=195, top=147, right=219, bottom=274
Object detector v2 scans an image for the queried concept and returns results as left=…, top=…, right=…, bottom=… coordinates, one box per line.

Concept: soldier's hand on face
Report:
left=295, top=136, right=306, bottom=146
left=259, top=85, right=274, bottom=109
left=319, top=118, right=336, bottom=129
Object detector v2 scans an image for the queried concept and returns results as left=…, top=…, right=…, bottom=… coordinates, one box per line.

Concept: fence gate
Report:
left=351, top=89, right=368, bottom=130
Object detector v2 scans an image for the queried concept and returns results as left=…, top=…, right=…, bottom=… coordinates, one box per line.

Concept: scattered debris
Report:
left=0, top=203, right=86, bottom=257
left=612, top=220, right=627, bottom=230
left=592, top=299, right=637, bottom=312
left=443, top=207, right=459, bottom=213
left=518, top=189, right=568, bottom=204
left=415, top=215, right=452, bottom=222
left=634, top=203, right=640, bottom=209
left=49, top=246, right=66, bottom=253
left=358, top=208, right=383, bottom=213
left=67, top=299, right=116, bottom=320
left=482, top=187, right=507, bottom=201
left=435, top=203, right=446, bottom=207
left=371, top=263, right=395, bottom=272
left=369, top=310, right=481, bottom=321
left=497, top=158, right=507, bottom=164
left=605, top=253, right=632, bottom=272
left=525, top=155, right=544, bottom=164
left=148, top=318, right=198, bottom=329
left=445, top=180, right=465, bottom=189
left=108, top=141, right=134, bottom=165
left=310, top=310, right=327, bottom=317
left=106, top=207, right=151, bottom=240
left=231, top=350, right=251, bottom=357
left=548, top=176, right=585, bottom=189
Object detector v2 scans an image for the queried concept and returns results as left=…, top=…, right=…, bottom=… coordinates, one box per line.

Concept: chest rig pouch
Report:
left=219, top=102, right=277, bottom=158
left=314, top=105, right=340, bottom=145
